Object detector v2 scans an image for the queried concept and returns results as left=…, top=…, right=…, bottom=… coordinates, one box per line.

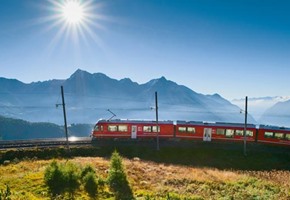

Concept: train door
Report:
left=203, top=128, right=212, bottom=142
left=131, top=125, right=137, bottom=139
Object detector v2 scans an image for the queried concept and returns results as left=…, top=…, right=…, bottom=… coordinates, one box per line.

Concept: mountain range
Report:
left=232, top=97, right=290, bottom=127
left=259, top=100, right=290, bottom=127
left=0, top=69, right=257, bottom=125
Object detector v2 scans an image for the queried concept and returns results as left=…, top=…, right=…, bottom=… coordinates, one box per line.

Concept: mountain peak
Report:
left=212, top=93, right=222, bottom=98
left=120, top=78, right=133, bottom=83
left=146, top=76, right=170, bottom=86
left=70, top=69, right=91, bottom=77
left=69, top=69, right=110, bottom=81
left=159, top=76, right=167, bottom=81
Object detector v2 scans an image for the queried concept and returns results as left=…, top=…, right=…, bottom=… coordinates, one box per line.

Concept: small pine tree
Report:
left=83, top=172, right=98, bottom=198
left=63, top=161, right=80, bottom=198
left=44, top=160, right=66, bottom=196
left=44, top=160, right=80, bottom=198
left=107, top=150, right=133, bottom=199
left=80, top=165, right=95, bottom=180
left=81, top=165, right=99, bottom=198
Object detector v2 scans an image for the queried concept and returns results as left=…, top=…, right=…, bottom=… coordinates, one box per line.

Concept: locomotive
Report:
left=92, top=119, right=290, bottom=146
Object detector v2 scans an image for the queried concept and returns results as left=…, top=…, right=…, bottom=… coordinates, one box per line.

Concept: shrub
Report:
left=107, top=150, right=133, bottom=199
left=83, top=172, right=98, bottom=198
left=62, top=161, right=80, bottom=198
left=44, top=160, right=66, bottom=196
left=44, top=160, right=80, bottom=198
left=80, top=165, right=95, bottom=180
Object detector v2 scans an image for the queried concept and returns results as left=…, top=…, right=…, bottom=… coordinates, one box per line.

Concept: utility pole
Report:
left=243, top=96, right=248, bottom=156
left=60, top=86, right=70, bottom=151
left=155, top=91, right=159, bottom=151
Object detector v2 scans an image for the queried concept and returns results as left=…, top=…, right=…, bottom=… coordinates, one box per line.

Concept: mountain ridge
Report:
left=231, top=96, right=290, bottom=126
left=0, top=69, right=255, bottom=124
left=260, top=100, right=290, bottom=127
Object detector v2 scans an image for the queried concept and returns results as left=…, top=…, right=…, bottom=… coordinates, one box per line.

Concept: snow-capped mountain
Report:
left=0, top=69, right=255, bottom=124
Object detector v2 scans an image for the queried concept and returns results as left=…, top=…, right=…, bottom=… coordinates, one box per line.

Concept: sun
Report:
left=42, top=0, right=108, bottom=50
left=61, top=1, right=84, bottom=24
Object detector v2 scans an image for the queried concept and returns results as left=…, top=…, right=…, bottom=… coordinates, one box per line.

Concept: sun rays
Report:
left=42, top=0, right=107, bottom=52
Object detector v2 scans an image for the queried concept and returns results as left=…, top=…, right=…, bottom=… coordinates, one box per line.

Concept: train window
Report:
left=246, top=131, right=253, bottom=137
left=178, top=127, right=186, bottom=132
left=118, top=125, right=128, bottom=132
left=264, top=132, right=274, bottom=138
left=225, top=129, right=234, bottom=137
left=143, top=126, right=152, bottom=132
left=94, top=125, right=99, bottom=131
left=108, top=125, right=117, bottom=132
left=152, top=126, right=160, bottom=132
left=285, top=134, right=290, bottom=140
left=235, top=130, right=244, bottom=136
left=216, top=129, right=225, bottom=135
left=274, top=133, right=284, bottom=139
left=187, top=127, right=195, bottom=133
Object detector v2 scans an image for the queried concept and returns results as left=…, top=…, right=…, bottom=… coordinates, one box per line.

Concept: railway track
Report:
left=0, top=137, right=91, bottom=149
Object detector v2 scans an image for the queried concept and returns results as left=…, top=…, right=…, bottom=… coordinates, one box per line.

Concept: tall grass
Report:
left=0, top=184, right=11, bottom=200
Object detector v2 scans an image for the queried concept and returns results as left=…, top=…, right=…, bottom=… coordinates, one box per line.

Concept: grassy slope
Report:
left=0, top=141, right=289, bottom=199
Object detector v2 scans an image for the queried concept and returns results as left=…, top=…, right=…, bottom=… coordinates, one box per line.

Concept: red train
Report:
left=92, top=119, right=290, bottom=146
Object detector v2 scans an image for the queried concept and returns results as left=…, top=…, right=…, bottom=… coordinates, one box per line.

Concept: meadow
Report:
left=0, top=141, right=289, bottom=199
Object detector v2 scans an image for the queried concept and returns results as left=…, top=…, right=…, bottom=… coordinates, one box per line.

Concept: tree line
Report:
left=0, top=115, right=93, bottom=140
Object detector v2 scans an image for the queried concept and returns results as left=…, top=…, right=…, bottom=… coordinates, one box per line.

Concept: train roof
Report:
left=96, top=119, right=290, bottom=131
left=176, top=120, right=256, bottom=128
left=96, top=119, right=174, bottom=125
left=96, top=119, right=258, bottom=128
left=258, top=124, right=290, bottom=131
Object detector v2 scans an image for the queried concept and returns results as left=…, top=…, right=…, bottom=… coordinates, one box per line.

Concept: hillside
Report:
left=0, top=115, right=92, bottom=140
left=260, top=100, right=290, bottom=127
left=0, top=116, right=63, bottom=140
left=0, top=69, right=255, bottom=125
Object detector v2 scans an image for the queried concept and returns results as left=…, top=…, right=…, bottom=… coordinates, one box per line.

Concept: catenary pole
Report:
left=155, top=91, right=159, bottom=151
left=243, top=96, right=248, bottom=156
left=61, top=86, right=70, bottom=151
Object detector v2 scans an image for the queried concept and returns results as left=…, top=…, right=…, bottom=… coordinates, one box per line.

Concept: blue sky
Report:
left=0, top=0, right=289, bottom=100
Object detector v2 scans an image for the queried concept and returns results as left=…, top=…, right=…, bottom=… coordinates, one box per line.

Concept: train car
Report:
left=257, top=125, right=290, bottom=146
left=175, top=121, right=209, bottom=141
left=92, top=119, right=290, bottom=146
left=176, top=121, right=257, bottom=142
left=92, top=119, right=174, bottom=139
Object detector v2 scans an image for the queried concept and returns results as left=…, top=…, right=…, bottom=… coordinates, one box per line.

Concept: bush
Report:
left=62, top=161, right=80, bottom=198
left=44, top=160, right=80, bottom=198
left=107, top=150, right=133, bottom=199
left=81, top=165, right=99, bottom=198
left=83, top=172, right=98, bottom=198
left=44, top=160, right=66, bottom=196
left=80, top=165, right=95, bottom=180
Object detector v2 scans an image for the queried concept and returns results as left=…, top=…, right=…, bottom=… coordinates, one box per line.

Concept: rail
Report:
left=0, top=137, right=91, bottom=149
